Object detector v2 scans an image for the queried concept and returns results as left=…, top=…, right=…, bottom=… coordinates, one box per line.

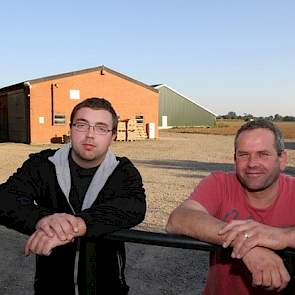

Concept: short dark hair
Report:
left=70, top=97, right=118, bottom=132
left=234, top=119, right=285, bottom=156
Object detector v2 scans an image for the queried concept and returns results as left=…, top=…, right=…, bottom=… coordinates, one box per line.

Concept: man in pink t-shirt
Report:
left=166, top=119, right=295, bottom=294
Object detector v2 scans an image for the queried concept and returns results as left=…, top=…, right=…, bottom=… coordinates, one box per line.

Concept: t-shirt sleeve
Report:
left=189, top=172, right=224, bottom=216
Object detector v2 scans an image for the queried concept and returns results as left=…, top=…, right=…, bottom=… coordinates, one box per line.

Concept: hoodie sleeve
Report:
left=0, top=153, right=53, bottom=235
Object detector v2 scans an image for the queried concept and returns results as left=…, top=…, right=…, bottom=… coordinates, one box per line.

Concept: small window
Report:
left=69, top=89, right=80, bottom=100
left=135, top=115, right=144, bottom=123
left=54, top=113, right=66, bottom=125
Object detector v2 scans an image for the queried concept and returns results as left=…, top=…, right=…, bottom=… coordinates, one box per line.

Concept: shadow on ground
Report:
left=133, top=159, right=233, bottom=172
left=286, top=142, right=295, bottom=150
left=134, top=159, right=295, bottom=176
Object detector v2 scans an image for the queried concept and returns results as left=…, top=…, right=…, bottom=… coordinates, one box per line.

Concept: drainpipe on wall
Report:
left=23, top=81, right=31, bottom=143
left=51, top=83, right=54, bottom=125
left=24, top=81, right=31, bottom=90
left=51, top=82, right=59, bottom=125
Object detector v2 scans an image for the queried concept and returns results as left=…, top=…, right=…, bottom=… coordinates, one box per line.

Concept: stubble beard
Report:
left=237, top=168, right=281, bottom=193
left=71, top=145, right=102, bottom=167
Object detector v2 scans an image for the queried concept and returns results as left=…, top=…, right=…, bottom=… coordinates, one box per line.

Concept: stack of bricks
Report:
left=116, top=121, right=127, bottom=141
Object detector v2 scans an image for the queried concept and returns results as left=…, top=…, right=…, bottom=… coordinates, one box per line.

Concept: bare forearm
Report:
left=166, top=207, right=226, bottom=245
left=285, top=227, right=295, bottom=249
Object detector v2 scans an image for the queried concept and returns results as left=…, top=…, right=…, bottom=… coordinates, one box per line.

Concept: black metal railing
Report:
left=106, top=228, right=295, bottom=294
left=106, top=228, right=295, bottom=257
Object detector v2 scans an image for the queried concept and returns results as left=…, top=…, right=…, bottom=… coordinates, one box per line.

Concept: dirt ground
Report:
left=0, top=131, right=295, bottom=294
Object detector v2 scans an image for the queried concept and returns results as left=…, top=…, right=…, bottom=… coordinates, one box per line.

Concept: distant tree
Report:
left=265, top=115, right=274, bottom=121
left=243, top=113, right=254, bottom=121
left=282, top=116, right=295, bottom=122
left=220, top=112, right=295, bottom=122
left=274, top=114, right=283, bottom=121
left=226, top=111, right=238, bottom=119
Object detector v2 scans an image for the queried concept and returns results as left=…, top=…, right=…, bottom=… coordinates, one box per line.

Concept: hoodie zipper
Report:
left=74, top=239, right=80, bottom=295
left=116, top=250, right=124, bottom=282
left=67, top=202, right=80, bottom=295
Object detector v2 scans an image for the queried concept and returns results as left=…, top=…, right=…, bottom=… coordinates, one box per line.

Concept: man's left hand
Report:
left=219, top=219, right=290, bottom=258
left=36, top=213, right=86, bottom=241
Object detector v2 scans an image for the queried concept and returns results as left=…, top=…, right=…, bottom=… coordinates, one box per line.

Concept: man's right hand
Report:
left=242, top=247, right=290, bottom=292
left=36, top=213, right=85, bottom=241
left=24, top=229, right=70, bottom=256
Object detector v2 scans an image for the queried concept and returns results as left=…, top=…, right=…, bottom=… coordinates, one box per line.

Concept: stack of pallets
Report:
left=116, top=121, right=127, bottom=141
left=134, top=122, right=148, bottom=140
left=116, top=118, right=148, bottom=141
left=126, top=119, right=137, bottom=141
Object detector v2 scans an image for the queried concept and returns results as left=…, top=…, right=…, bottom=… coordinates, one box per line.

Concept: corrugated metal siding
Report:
left=158, top=86, right=216, bottom=127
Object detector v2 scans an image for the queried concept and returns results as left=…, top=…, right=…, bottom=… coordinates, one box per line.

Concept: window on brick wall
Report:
left=69, top=89, right=80, bottom=100
left=135, top=115, right=144, bottom=123
left=54, top=113, right=66, bottom=125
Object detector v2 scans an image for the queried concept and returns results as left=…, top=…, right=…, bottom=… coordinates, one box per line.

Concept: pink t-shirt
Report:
left=190, top=171, right=295, bottom=295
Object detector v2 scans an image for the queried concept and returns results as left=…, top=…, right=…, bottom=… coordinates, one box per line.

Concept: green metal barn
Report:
left=153, top=84, right=217, bottom=128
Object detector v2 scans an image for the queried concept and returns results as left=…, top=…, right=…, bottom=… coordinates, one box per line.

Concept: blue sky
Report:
left=1, top=0, right=294, bottom=116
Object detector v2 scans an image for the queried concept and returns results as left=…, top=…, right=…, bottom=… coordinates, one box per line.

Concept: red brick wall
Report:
left=29, top=69, right=158, bottom=143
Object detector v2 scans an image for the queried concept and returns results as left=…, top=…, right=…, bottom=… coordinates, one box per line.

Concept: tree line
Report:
left=218, top=112, right=295, bottom=122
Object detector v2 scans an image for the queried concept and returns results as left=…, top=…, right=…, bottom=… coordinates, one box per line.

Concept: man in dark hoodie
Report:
left=0, top=97, right=146, bottom=295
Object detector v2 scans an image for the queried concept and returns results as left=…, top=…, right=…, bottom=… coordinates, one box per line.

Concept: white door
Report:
left=162, top=116, right=168, bottom=128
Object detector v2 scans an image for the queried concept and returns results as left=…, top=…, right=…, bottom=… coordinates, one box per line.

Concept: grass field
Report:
left=168, top=120, right=295, bottom=139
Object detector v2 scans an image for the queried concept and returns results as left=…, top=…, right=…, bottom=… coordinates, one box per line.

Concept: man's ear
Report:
left=112, top=131, right=117, bottom=141
left=279, top=150, right=288, bottom=171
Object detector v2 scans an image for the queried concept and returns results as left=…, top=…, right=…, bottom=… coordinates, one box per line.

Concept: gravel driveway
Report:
left=1, top=131, right=294, bottom=294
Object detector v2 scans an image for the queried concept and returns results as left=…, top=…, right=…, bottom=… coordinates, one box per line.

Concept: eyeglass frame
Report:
left=71, top=122, right=114, bottom=135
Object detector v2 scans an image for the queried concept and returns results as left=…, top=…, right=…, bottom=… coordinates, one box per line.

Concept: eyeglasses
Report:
left=72, top=122, right=113, bottom=135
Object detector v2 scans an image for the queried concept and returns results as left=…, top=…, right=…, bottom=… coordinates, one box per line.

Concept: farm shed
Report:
left=0, top=66, right=158, bottom=143
left=154, top=84, right=216, bottom=128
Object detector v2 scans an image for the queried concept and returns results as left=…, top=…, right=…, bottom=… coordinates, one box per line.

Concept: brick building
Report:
left=0, top=66, right=159, bottom=143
